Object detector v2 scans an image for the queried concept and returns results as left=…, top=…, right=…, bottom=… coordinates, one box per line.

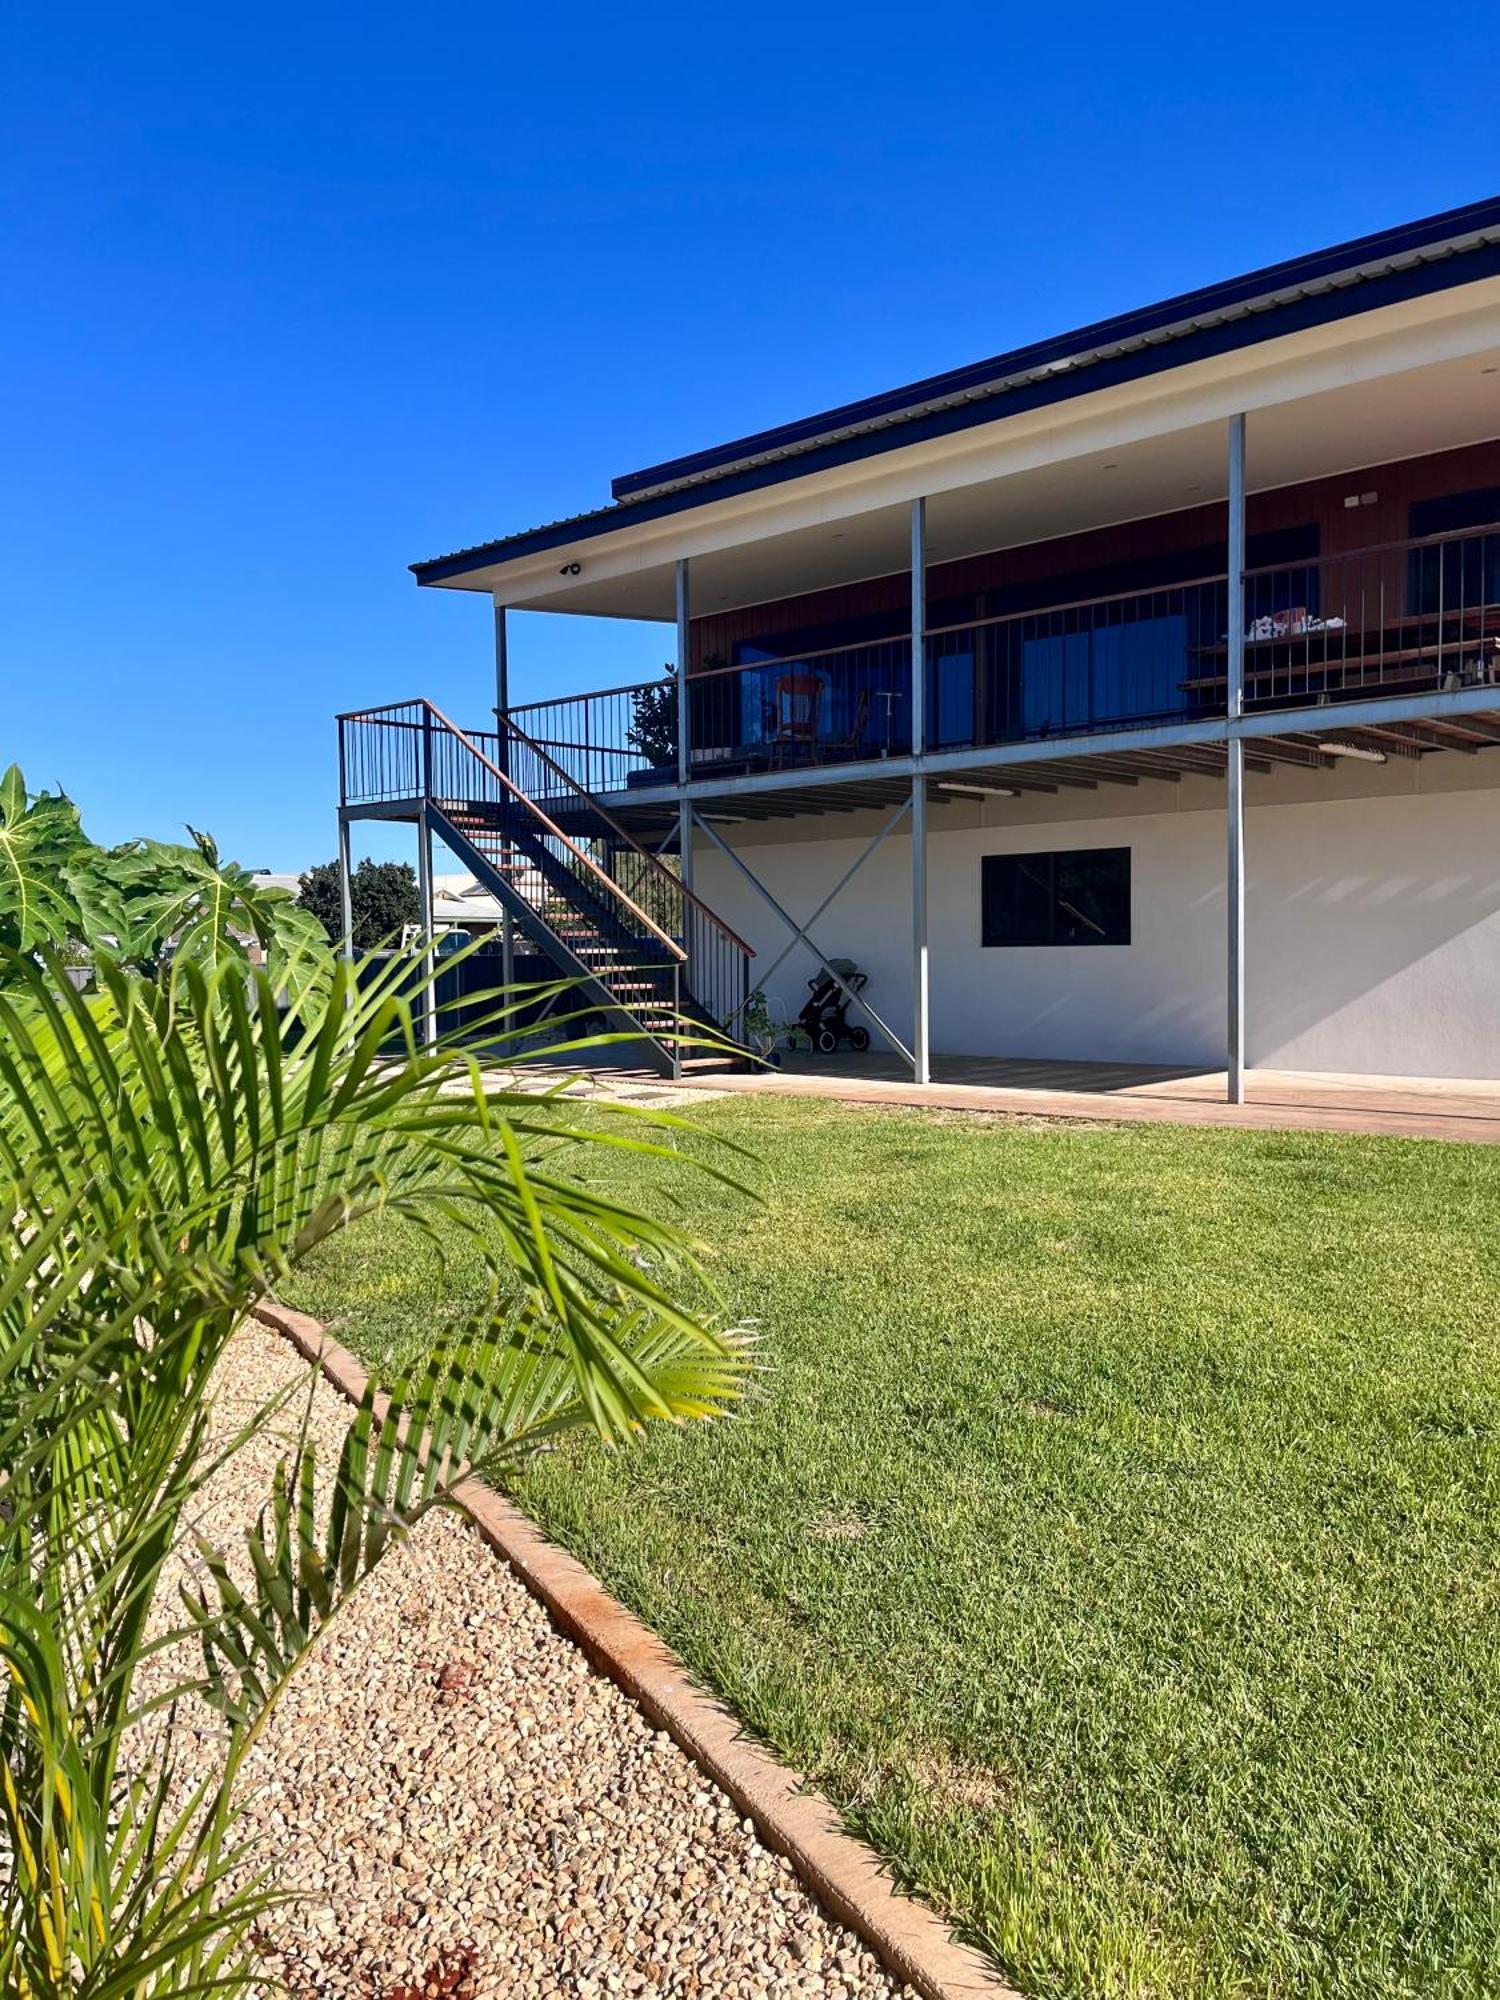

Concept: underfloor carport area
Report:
left=676, top=1053, right=1500, bottom=1143
left=656, top=712, right=1500, bottom=1093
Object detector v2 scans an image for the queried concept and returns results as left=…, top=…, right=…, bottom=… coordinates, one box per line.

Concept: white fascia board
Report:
left=479, top=279, right=1500, bottom=612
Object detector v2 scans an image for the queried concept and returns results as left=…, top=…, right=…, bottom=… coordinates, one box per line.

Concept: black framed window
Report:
left=1408, top=487, right=1500, bottom=615
left=980, top=524, right=1321, bottom=740
left=981, top=847, right=1131, bottom=947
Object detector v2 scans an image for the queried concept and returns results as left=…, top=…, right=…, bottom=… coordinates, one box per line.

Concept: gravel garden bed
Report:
left=163, top=1322, right=912, bottom=1999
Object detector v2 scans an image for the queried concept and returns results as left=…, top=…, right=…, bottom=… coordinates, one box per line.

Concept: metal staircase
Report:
left=344, top=701, right=753, bottom=1075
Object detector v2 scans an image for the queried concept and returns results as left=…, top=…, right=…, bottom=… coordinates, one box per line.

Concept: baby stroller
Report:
left=798, top=958, right=872, bottom=1056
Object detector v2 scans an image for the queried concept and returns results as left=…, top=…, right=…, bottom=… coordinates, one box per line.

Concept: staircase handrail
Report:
left=413, top=701, right=687, bottom=962
left=500, top=713, right=754, bottom=957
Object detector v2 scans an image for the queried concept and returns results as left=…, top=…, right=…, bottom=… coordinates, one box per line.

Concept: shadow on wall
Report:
left=1249, top=795, right=1500, bottom=1077
left=961, top=983, right=1224, bottom=1069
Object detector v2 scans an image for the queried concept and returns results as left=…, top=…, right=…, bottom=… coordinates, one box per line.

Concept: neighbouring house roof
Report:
left=412, top=196, right=1500, bottom=587
left=266, top=871, right=519, bottom=926
left=431, top=873, right=502, bottom=924
left=431, top=871, right=550, bottom=923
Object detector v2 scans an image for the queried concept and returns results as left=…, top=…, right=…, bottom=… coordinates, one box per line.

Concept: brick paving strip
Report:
left=243, top=1302, right=1019, bottom=2000
left=475, top=1058, right=1500, bottom=1145
left=671, top=1063, right=1500, bottom=1144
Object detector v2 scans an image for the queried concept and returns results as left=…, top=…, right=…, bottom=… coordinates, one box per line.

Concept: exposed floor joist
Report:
left=459, top=705, right=1500, bottom=840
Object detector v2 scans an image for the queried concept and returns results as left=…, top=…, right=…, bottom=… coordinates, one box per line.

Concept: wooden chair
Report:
left=770, top=672, right=822, bottom=766
left=837, top=688, right=871, bottom=759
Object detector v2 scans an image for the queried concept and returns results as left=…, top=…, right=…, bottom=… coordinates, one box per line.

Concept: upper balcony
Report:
left=398, top=224, right=1500, bottom=827
left=494, top=519, right=1500, bottom=808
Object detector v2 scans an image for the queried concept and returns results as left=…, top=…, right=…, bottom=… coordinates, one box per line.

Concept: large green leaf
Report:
left=0, top=765, right=326, bottom=983
left=78, top=829, right=326, bottom=974
left=187, top=1300, right=745, bottom=1733
left=0, top=763, right=88, bottom=952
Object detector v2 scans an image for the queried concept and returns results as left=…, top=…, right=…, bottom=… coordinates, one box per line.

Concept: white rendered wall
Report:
left=694, top=761, right=1500, bottom=1078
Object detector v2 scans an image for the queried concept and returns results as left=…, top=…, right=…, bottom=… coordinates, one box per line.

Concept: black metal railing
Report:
left=336, top=701, right=753, bottom=1042
left=924, top=578, right=1227, bottom=750
left=349, top=524, right=1500, bottom=817
left=686, top=638, right=914, bottom=773
left=500, top=713, right=752, bottom=1036
left=338, top=700, right=684, bottom=957
left=338, top=697, right=429, bottom=804
left=499, top=682, right=662, bottom=797
left=506, top=584, right=1227, bottom=789
left=1233, top=522, right=1500, bottom=709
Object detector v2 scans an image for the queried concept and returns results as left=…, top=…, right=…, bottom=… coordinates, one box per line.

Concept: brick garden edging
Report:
left=251, top=1300, right=1020, bottom=2000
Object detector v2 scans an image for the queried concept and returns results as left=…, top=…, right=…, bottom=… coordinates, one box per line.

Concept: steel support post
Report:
left=676, top=556, right=694, bottom=1067
left=675, top=558, right=691, bottom=787
left=912, top=777, right=930, bottom=1084
left=678, top=799, right=694, bottom=899
left=676, top=797, right=695, bottom=1065
left=1226, top=412, right=1247, bottom=1105
left=494, top=602, right=517, bottom=1030
left=910, top=497, right=927, bottom=759
left=336, top=813, right=354, bottom=960
left=910, top=497, right=930, bottom=1083
left=493, top=602, right=510, bottom=775
left=417, top=806, right=438, bottom=1049
left=1226, top=739, right=1245, bottom=1102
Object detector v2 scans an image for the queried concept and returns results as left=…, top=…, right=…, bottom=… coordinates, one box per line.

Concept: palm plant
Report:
left=0, top=940, right=751, bottom=1996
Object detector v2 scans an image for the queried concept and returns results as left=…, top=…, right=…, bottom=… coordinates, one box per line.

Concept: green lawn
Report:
left=281, top=1096, right=1500, bottom=1999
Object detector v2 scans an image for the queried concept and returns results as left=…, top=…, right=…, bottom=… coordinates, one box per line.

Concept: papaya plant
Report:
left=0, top=763, right=323, bottom=976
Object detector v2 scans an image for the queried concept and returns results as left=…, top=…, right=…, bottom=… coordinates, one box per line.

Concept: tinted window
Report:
left=1408, top=488, right=1500, bottom=615
left=982, top=848, right=1131, bottom=947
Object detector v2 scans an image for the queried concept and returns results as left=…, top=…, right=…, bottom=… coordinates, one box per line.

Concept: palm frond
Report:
left=0, top=932, right=755, bottom=1994
left=185, top=1297, right=747, bottom=1735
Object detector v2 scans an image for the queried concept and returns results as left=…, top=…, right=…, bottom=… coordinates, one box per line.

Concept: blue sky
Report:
left=5, top=2, right=1497, bottom=869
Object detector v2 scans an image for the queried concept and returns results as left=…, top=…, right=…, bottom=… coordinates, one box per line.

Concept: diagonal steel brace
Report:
left=689, top=801, right=914, bottom=1066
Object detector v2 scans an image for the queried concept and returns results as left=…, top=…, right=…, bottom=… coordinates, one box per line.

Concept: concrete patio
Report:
left=675, top=1053, right=1500, bottom=1144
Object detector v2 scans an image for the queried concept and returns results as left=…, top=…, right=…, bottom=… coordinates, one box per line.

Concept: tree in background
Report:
left=298, top=856, right=421, bottom=951
left=627, top=666, right=679, bottom=770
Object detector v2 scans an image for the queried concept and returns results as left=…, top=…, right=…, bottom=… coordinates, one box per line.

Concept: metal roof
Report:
left=413, top=196, right=1500, bottom=587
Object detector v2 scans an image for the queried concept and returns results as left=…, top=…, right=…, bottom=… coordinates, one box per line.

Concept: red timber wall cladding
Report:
left=688, top=439, right=1500, bottom=667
